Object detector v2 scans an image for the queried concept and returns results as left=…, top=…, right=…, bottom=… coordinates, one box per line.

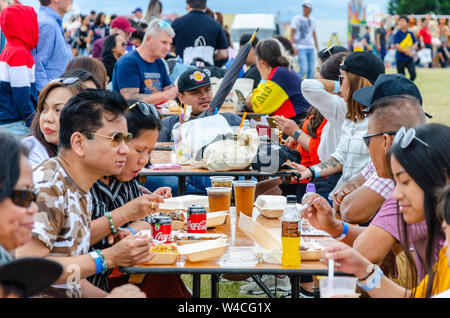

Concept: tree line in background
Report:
left=388, top=0, right=450, bottom=15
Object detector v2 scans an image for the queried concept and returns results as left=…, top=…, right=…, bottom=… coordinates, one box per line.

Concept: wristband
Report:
left=334, top=221, right=349, bottom=241
left=89, top=251, right=103, bottom=275
left=333, top=80, right=340, bottom=93
left=357, top=264, right=384, bottom=292
left=105, top=212, right=117, bottom=235
left=307, top=167, right=316, bottom=181
left=292, top=129, right=303, bottom=140
left=126, top=226, right=136, bottom=235
left=96, top=249, right=109, bottom=275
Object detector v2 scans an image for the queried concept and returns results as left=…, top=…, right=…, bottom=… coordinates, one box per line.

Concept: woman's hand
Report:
left=285, top=136, right=298, bottom=149
left=273, top=116, right=299, bottom=137
left=302, top=193, right=343, bottom=236
left=322, top=242, right=374, bottom=279
left=153, top=187, right=172, bottom=199
left=123, top=194, right=164, bottom=222
left=289, top=162, right=312, bottom=181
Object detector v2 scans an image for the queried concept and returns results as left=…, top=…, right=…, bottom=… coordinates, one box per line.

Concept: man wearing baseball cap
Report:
left=91, top=16, right=137, bottom=60
left=290, top=0, right=319, bottom=79
left=132, top=7, right=145, bottom=24
left=158, top=68, right=242, bottom=142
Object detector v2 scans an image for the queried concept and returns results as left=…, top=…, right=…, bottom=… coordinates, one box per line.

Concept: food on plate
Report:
left=150, top=244, right=179, bottom=254
left=167, top=210, right=186, bottom=222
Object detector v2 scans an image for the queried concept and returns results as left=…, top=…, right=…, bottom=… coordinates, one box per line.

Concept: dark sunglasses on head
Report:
left=10, top=189, right=38, bottom=208
left=362, top=131, right=397, bottom=148
left=393, top=127, right=430, bottom=150
left=83, top=131, right=133, bottom=147
left=129, top=101, right=160, bottom=120
left=49, top=77, right=81, bottom=85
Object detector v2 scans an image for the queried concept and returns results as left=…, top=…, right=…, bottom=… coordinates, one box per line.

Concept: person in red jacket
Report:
left=418, top=19, right=433, bottom=68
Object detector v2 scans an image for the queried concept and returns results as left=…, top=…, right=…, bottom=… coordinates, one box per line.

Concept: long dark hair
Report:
left=30, top=81, right=86, bottom=158
left=0, top=131, right=29, bottom=202
left=390, top=123, right=450, bottom=298
left=255, top=38, right=290, bottom=69
left=94, top=12, right=105, bottom=26
left=102, top=34, right=119, bottom=60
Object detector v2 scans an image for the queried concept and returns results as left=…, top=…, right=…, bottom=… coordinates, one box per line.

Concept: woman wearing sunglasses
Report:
left=322, top=123, right=450, bottom=298
left=0, top=130, right=38, bottom=265
left=21, top=78, right=87, bottom=169
left=102, top=34, right=127, bottom=87
left=87, top=100, right=190, bottom=298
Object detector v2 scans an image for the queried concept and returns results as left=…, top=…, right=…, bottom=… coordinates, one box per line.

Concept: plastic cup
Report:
left=206, top=187, right=232, bottom=212
left=210, top=176, right=234, bottom=188
left=319, top=277, right=359, bottom=298
left=233, top=180, right=257, bottom=217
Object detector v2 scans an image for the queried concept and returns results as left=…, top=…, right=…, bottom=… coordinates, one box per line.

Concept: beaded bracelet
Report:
left=105, top=211, right=117, bottom=235
left=96, top=249, right=109, bottom=275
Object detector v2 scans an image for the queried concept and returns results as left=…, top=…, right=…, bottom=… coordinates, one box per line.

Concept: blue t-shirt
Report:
left=394, top=30, right=417, bottom=61
left=112, top=50, right=172, bottom=95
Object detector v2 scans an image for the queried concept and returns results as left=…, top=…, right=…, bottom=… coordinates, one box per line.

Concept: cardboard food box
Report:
left=159, top=195, right=209, bottom=211
left=177, top=238, right=228, bottom=262
left=254, top=195, right=286, bottom=219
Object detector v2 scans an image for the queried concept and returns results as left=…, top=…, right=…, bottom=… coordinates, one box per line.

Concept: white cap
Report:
left=302, top=0, right=313, bottom=8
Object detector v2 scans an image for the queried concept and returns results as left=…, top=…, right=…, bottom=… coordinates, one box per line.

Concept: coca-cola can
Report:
left=150, top=214, right=172, bottom=243
left=186, top=205, right=207, bottom=234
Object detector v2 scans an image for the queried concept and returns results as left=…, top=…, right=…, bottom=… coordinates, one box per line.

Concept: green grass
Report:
left=386, top=67, right=450, bottom=125
left=181, top=68, right=450, bottom=298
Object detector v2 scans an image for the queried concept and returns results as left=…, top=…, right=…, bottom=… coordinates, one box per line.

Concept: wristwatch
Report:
left=292, top=129, right=303, bottom=140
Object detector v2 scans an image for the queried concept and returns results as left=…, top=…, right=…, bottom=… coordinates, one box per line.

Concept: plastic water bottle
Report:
left=280, top=195, right=301, bottom=268
left=302, top=183, right=316, bottom=204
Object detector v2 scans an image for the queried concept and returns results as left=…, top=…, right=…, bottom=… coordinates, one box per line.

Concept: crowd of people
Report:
left=0, top=0, right=449, bottom=299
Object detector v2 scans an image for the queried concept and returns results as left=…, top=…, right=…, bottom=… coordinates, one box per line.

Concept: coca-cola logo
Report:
left=187, top=220, right=207, bottom=232
left=154, top=231, right=171, bottom=243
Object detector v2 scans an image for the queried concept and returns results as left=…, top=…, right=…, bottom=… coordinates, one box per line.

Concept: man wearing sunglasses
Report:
left=113, top=18, right=178, bottom=106
left=300, top=74, right=430, bottom=286
left=16, top=90, right=154, bottom=298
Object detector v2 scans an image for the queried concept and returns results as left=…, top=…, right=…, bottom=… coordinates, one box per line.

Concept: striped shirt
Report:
left=87, top=177, right=143, bottom=292
left=361, top=162, right=395, bottom=200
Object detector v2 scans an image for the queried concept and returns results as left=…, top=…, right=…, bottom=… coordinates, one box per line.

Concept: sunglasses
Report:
left=393, top=127, right=430, bottom=150
left=83, top=131, right=133, bottom=147
left=49, top=77, right=81, bottom=85
left=121, top=42, right=127, bottom=47
left=338, top=75, right=344, bottom=85
left=10, top=189, right=38, bottom=208
left=129, top=101, right=160, bottom=120
left=362, top=131, right=397, bottom=147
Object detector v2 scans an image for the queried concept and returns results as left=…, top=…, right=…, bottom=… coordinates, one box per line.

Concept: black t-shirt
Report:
left=171, top=10, right=228, bottom=62
left=375, top=27, right=386, bottom=47
left=244, top=64, right=261, bottom=90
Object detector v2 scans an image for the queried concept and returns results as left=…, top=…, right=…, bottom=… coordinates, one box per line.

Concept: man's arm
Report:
left=340, top=187, right=386, bottom=224
left=313, top=31, right=319, bottom=51
left=214, top=49, right=228, bottom=61
left=120, top=86, right=177, bottom=105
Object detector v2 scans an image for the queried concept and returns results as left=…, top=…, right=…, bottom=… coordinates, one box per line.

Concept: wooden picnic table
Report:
left=119, top=207, right=345, bottom=298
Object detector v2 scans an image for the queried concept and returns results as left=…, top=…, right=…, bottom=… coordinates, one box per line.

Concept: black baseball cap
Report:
left=340, top=51, right=385, bottom=85
left=0, top=258, right=63, bottom=297
left=177, top=68, right=211, bottom=93
left=353, top=73, right=423, bottom=108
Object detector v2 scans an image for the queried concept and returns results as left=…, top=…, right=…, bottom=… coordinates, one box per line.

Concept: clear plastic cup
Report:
left=233, top=180, right=257, bottom=217
left=210, top=176, right=234, bottom=188
left=319, top=277, right=359, bottom=298
left=206, top=187, right=232, bottom=212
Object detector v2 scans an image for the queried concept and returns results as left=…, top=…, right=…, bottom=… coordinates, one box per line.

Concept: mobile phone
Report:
left=266, top=117, right=277, bottom=128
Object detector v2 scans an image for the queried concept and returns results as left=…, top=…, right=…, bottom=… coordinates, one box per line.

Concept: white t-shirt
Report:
left=432, top=289, right=450, bottom=298
left=291, top=15, right=316, bottom=49
left=21, top=135, right=50, bottom=169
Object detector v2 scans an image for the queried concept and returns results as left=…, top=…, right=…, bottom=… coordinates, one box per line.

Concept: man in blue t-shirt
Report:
left=112, top=19, right=178, bottom=104
left=171, top=0, right=228, bottom=66
left=394, top=15, right=418, bottom=81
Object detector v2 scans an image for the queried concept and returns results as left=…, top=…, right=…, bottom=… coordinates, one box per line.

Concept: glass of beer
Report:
left=233, top=180, right=257, bottom=217
left=210, top=176, right=234, bottom=188
left=206, top=187, right=232, bottom=212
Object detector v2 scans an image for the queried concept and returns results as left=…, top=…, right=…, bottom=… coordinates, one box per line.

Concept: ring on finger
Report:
left=150, top=202, right=155, bottom=209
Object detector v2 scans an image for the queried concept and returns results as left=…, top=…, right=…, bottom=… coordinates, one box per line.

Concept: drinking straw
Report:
left=328, top=258, right=335, bottom=290
left=237, top=112, right=247, bottom=135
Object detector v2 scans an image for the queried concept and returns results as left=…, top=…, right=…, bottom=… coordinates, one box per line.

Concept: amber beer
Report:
left=210, top=176, right=234, bottom=188
left=233, top=180, right=257, bottom=217
left=206, top=187, right=232, bottom=212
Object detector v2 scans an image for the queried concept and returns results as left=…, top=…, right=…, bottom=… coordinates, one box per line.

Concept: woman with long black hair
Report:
left=101, top=34, right=127, bottom=84
left=321, top=123, right=450, bottom=298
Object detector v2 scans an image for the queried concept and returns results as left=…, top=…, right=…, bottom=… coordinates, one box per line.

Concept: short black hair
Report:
left=187, top=0, right=207, bottom=10
left=126, top=100, right=161, bottom=138
left=59, top=89, right=129, bottom=150
left=239, top=33, right=259, bottom=48
left=399, top=15, right=409, bottom=22
left=0, top=130, right=29, bottom=202
left=60, top=68, right=101, bottom=89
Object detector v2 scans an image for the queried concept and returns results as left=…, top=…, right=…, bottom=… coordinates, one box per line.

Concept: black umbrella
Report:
left=208, top=28, right=259, bottom=115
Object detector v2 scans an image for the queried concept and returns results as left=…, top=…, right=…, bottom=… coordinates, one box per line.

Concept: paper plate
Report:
left=178, top=238, right=228, bottom=262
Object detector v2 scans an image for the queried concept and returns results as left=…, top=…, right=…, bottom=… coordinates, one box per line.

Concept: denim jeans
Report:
left=143, top=176, right=212, bottom=197
left=0, top=121, right=30, bottom=138
left=298, top=48, right=316, bottom=79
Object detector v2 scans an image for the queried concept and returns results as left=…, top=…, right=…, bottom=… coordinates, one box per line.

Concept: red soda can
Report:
left=150, top=215, right=172, bottom=243
left=186, top=205, right=207, bottom=233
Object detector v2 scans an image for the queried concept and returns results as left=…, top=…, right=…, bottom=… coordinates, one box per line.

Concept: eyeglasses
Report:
left=10, top=189, right=38, bottom=208
left=83, top=131, right=133, bottom=147
left=121, top=42, right=127, bottom=47
left=129, top=101, right=160, bottom=120
left=362, top=131, right=397, bottom=147
left=393, top=127, right=429, bottom=150
left=49, top=77, right=81, bottom=85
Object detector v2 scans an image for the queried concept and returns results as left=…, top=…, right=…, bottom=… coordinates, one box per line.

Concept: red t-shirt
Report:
left=419, top=27, right=432, bottom=45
